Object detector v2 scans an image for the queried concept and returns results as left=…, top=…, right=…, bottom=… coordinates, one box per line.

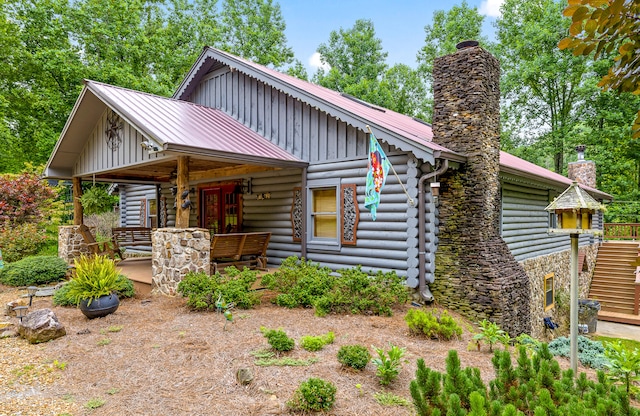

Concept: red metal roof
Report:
left=87, top=80, right=304, bottom=165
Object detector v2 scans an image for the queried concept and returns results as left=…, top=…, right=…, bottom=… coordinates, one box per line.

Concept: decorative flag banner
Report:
left=365, top=132, right=391, bottom=221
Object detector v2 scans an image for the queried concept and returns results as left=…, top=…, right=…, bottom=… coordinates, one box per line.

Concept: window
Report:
left=544, top=273, right=555, bottom=311
left=307, top=180, right=340, bottom=251
left=148, top=199, right=157, bottom=228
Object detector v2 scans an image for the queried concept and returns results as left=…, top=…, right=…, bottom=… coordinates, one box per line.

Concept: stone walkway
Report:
left=595, top=320, right=640, bottom=342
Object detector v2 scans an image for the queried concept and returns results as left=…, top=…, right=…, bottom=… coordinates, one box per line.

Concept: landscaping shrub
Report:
left=411, top=346, right=640, bottom=415
left=604, top=340, right=640, bottom=394
left=548, top=335, right=609, bottom=369
left=313, top=267, right=410, bottom=317
left=473, top=319, right=506, bottom=352
left=177, top=267, right=260, bottom=311
left=0, top=222, right=49, bottom=263
left=260, top=327, right=295, bottom=352
left=337, top=344, right=371, bottom=370
left=0, top=255, right=68, bottom=286
left=300, top=331, right=335, bottom=352
left=372, top=344, right=406, bottom=386
left=287, top=378, right=337, bottom=412
left=53, top=274, right=134, bottom=307
left=405, top=308, right=463, bottom=340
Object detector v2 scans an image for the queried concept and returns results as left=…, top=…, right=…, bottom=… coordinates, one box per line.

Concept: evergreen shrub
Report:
left=405, top=308, right=463, bottom=340
left=0, top=255, right=68, bottom=286
left=177, top=267, right=260, bottom=310
left=300, top=331, right=335, bottom=352
left=260, top=327, right=295, bottom=352
left=337, top=344, right=371, bottom=370
left=548, top=335, right=609, bottom=369
left=287, top=378, right=337, bottom=412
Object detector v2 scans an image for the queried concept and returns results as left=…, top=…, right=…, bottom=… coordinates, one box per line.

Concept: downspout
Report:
left=301, top=167, right=307, bottom=258
left=418, top=159, right=449, bottom=302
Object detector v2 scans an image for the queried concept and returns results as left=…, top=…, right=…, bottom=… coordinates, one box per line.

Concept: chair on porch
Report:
left=77, top=224, right=122, bottom=260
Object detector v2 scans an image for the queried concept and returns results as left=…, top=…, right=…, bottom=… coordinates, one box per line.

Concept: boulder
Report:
left=17, top=309, right=66, bottom=344
left=5, top=299, right=27, bottom=316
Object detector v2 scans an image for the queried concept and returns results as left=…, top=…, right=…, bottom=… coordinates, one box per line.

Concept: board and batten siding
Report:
left=501, top=180, right=595, bottom=261
left=74, top=109, right=167, bottom=177
left=186, top=68, right=369, bottom=164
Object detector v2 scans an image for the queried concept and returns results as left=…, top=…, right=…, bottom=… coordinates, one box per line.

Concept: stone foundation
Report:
left=58, top=225, right=92, bottom=265
left=152, top=228, right=210, bottom=295
left=521, top=243, right=598, bottom=340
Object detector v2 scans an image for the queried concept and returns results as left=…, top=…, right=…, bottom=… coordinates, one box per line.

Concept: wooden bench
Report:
left=78, top=224, right=122, bottom=260
left=111, top=227, right=153, bottom=249
left=210, top=232, right=271, bottom=274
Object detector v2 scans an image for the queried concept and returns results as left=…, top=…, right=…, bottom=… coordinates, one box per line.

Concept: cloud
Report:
left=308, top=52, right=330, bottom=71
left=479, top=0, right=504, bottom=17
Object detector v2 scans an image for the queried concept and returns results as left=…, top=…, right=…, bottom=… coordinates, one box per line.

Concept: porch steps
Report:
left=588, top=241, right=639, bottom=319
left=117, top=258, right=152, bottom=297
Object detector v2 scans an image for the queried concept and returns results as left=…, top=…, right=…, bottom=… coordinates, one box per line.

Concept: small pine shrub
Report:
left=0, top=255, right=69, bottom=286
left=177, top=267, right=260, bottom=311
left=287, top=378, right=337, bottom=412
left=261, top=327, right=295, bottom=352
left=300, top=331, right=335, bottom=352
left=405, top=308, right=463, bottom=340
left=337, top=344, right=371, bottom=370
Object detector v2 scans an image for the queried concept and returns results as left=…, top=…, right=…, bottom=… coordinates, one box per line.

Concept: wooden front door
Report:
left=200, top=184, right=241, bottom=234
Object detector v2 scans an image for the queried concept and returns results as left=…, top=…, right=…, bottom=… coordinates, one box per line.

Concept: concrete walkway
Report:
left=595, top=320, right=640, bottom=342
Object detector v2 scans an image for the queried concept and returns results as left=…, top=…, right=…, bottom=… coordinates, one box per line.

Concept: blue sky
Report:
left=277, top=0, right=504, bottom=73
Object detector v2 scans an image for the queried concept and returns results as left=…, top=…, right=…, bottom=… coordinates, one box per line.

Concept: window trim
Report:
left=307, top=179, right=340, bottom=252
left=544, top=272, right=555, bottom=311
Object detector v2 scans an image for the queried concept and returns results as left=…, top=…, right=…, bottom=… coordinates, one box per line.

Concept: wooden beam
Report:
left=72, top=177, right=83, bottom=225
left=175, top=156, right=190, bottom=228
left=189, top=165, right=281, bottom=182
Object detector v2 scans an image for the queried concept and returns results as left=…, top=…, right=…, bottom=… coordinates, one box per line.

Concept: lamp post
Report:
left=545, top=181, right=604, bottom=373
left=27, top=286, right=38, bottom=307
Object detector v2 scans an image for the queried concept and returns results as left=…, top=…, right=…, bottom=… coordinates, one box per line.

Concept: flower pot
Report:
left=79, top=294, right=120, bottom=319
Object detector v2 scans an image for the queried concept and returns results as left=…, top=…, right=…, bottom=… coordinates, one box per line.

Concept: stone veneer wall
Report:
left=152, top=228, right=210, bottom=295
left=567, top=160, right=596, bottom=188
left=58, top=225, right=92, bottom=265
left=522, top=243, right=598, bottom=341
left=429, top=44, right=531, bottom=335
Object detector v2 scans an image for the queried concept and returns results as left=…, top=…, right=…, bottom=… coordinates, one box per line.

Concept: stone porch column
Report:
left=151, top=228, right=210, bottom=295
left=58, top=225, right=92, bottom=266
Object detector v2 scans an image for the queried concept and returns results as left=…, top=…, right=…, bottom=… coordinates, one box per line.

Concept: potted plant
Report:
left=66, top=255, right=127, bottom=319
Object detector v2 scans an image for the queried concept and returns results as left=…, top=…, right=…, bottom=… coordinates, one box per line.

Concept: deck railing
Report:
left=603, top=223, right=640, bottom=240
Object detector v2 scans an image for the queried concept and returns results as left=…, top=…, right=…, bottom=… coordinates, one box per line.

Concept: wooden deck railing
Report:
left=604, top=223, right=640, bottom=240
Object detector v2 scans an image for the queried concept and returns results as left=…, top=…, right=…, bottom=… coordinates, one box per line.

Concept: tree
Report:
left=496, top=0, right=593, bottom=173
left=313, top=19, right=388, bottom=93
left=219, top=0, right=293, bottom=68
left=559, top=0, right=640, bottom=139
left=379, top=64, right=430, bottom=120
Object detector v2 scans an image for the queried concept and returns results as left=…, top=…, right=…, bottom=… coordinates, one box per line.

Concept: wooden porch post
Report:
left=72, top=177, right=83, bottom=225
left=176, top=156, right=190, bottom=228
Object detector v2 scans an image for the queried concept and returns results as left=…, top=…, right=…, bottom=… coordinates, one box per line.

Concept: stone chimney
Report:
left=568, top=145, right=596, bottom=188
left=429, top=41, right=531, bottom=335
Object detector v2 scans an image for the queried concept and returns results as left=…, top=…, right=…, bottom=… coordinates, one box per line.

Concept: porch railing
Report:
left=603, top=223, right=640, bottom=240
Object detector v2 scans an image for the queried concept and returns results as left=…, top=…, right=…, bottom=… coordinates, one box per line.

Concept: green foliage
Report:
left=548, top=336, right=609, bottom=369
left=337, top=344, right=371, bottom=370
left=0, top=255, right=68, bottom=286
left=64, top=255, right=131, bottom=306
left=0, top=222, right=48, bottom=263
left=263, top=257, right=408, bottom=316
left=79, top=186, right=118, bottom=215
left=0, top=171, right=57, bottom=224
left=372, top=344, right=406, bottom=386
left=411, top=346, right=640, bottom=416
left=260, top=327, right=294, bottom=352
left=287, top=378, right=337, bottom=412
left=373, top=391, right=411, bottom=407
left=405, top=308, right=463, bottom=341
left=300, top=331, right=335, bottom=352
left=473, top=319, right=506, bottom=352
left=55, top=273, right=134, bottom=307
left=604, top=340, right=640, bottom=394
left=176, top=268, right=260, bottom=311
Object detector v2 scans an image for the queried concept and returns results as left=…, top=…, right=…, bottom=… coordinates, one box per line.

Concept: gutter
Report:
left=417, top=159, right=449, bottom=302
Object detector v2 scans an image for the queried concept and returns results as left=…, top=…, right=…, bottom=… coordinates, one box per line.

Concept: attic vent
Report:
left=412, top=116, right=432, bottom=127
left=340, top=93, right=386, bottom=113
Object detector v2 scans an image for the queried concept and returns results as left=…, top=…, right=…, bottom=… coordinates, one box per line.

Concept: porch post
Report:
left=72, top=177, right=83, bottom=225
left=176, top=156, right=190, bottom=228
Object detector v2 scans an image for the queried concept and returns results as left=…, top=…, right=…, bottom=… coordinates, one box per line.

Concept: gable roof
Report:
left=174, top=47, right=611, bottom=200
left=45, top=80, right=305, bottom=178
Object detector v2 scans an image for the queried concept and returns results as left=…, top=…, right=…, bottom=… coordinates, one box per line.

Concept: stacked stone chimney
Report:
left=568, top=145, right=596, bottom=188
left=429, top=42, right=531, bottom=335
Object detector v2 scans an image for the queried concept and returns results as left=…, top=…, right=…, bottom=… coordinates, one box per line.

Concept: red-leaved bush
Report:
left=0, top=172, right=56, bottom=224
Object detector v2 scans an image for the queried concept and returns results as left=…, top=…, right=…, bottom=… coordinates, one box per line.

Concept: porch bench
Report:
left=111, top=227, right=153, bottom=249
left=210, top=232, right=271, bottom=274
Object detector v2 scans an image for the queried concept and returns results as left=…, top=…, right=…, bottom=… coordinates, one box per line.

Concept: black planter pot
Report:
left=79, top=294, right=120, bottom=319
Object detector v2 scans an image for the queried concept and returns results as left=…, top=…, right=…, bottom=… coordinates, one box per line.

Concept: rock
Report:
left=17, top=309, right=66, bottom=344
left=5, top=299, right=27, bottom=316
left=236, top=367, right=254, bottom=385
left=1, top=329, right=18, bottom=338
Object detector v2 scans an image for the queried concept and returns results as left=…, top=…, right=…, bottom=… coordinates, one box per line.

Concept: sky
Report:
left=277, top=0, right=504, bottom=73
